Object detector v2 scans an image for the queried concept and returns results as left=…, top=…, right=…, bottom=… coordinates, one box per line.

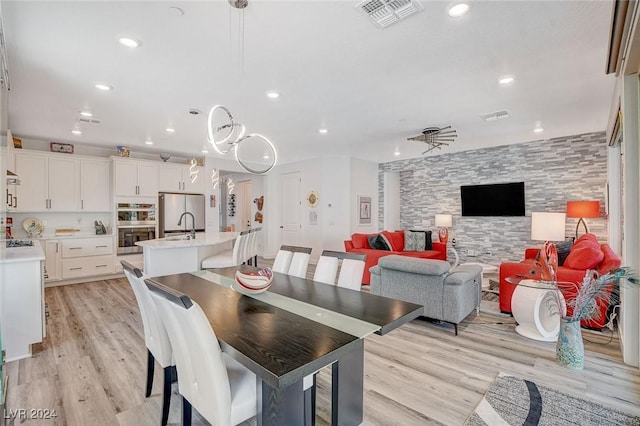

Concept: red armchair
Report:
left=344, top=231, right=447, bottom=285
left=499, top=234, right=622, bottom=330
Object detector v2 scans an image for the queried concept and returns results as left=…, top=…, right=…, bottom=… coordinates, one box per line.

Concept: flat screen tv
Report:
left=461, top=182, right=525, bottom=216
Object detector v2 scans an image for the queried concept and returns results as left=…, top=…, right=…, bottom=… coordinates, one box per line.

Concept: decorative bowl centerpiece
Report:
left=233, top=268, right=273, bottom=294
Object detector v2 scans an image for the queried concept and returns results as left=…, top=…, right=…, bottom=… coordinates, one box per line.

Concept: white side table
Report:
left=510, top=279, right=566, bottom=342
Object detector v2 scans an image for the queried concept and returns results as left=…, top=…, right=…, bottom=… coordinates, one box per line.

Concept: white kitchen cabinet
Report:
left=159, top=163, right=205, bottom=194
left=114, top=158, right=159, bottom=197
left=42, top=239, right=61, bottom=281
left=0, top=245, right=45, bottom=361
left=80, top=158, right=111, bottom=211
left=14, top=151, right=80, bottom=211
left=60, top=236, right=115, bottom=279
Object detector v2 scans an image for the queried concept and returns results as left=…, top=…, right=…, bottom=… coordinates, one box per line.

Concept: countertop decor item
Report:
left=22, top=217, right=44, bottom=237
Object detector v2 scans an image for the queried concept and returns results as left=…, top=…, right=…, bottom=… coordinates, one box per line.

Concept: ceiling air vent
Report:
left=480, top=110, right=511, bottom=122
left=355, top=0, right=424, bottom=29
left=78, top=117, right=101, bottom=125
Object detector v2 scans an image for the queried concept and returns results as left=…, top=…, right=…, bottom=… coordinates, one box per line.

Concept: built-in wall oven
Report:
left=117, top=203, right=156, bottom=254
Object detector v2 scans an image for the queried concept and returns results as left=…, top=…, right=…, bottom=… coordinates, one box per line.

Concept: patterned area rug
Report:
left=466, top=373, right=640, bottom=426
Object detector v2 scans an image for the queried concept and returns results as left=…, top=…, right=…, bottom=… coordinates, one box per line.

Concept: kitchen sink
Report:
left=165, top=234, right=193, bottom=241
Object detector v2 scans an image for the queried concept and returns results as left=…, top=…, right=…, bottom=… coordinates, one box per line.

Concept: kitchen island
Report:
left=0, top=243, right=46, bottom=361
left=136, top=231, right=238, bottom=277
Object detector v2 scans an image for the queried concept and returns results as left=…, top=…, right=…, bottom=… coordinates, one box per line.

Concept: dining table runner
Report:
left=191, top=269, right=380, bottom=338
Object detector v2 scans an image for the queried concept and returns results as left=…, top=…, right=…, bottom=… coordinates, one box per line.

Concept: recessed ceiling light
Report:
left=145, top=140, right=154, bottom=145
left=534, top=127, right=544, bottom=133
left=168, top=6, right=184, bottom=16
left=394, top=150, right=400, bottom=156
left=71, top=129, right=82, bottom=135
left=80, top=111, right=93, bottom=117
left=448, top=3, right=470, bottom=18
left=319, top=128, right=328, bottom=134
left=263, top=154, right=270, bottom=159
left=165, top=128, right=175, bottom=133
left=498, top=76, right=515, bottom=85
left=118, top=37, right=141, bottom=48
left=202, top=149, right=209, bottom=154
left=95, top=83, right=112, bottom=91
left=265, top=90, right=280, bottom=99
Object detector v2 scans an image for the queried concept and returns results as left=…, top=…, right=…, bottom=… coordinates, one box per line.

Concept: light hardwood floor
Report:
left=5, top=266, right=640, bottom=426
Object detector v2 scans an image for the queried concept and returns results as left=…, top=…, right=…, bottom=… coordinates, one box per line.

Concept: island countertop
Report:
left=135, top=231, right=239, bottom=250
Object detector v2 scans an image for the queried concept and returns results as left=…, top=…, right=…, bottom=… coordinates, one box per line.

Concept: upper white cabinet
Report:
left=15, top=151, right=80, bottom=211
left=80, top=158, right=111, bottom=211
left=158, top=163, right=205, bottom=194
left=113, top=158, right=159, bottom=197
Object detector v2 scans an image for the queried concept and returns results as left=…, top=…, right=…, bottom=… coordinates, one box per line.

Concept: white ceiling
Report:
left=3, top=1, right=615, bottom=166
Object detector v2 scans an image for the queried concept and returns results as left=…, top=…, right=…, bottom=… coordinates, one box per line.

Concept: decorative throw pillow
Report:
left=564, top=243, right=604, bottom=270
left=379, top=231, right=394, bottom=251
left=368, top=234, right=391, bottom=250
left=381, top=230, right=403, bottom=251
left=409, top=230, right=433, bottom=250
left=404, top=230, right=426, bottom=251
left=556, top=239, right=574, bottom=266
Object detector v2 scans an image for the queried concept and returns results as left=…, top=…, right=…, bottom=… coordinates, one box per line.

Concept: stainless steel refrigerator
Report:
left=158, top=193, right=205, bottom=237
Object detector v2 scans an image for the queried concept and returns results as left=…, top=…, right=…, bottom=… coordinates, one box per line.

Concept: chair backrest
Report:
left=145, top=278, right=233, bottom=425
left=284, top=246, right=312, bottom=279
left=121, top=261, right=173, bottom=367
left=313, top=255, right=340, bottom=285
left=337, top=258, right=366, bottom=291
left=272, top=248, right=293, bottom=274
left=315, top=251, right=366, bottom=291
left=232, top=230, right=251, bottom=265
left=249, top=228, right=261, bottom=259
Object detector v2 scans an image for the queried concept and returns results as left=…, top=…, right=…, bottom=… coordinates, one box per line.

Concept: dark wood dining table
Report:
left=148, top=266, right=423, bottom=426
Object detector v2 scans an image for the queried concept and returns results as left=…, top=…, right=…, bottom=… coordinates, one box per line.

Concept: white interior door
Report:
left=280, top=172, right=301, bottom=246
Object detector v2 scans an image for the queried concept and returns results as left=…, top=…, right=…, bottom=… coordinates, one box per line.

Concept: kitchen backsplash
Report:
left=7, top=212, right=112, bottom=238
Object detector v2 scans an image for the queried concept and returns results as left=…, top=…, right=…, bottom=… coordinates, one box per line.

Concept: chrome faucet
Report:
left=177, top=212, right=196, bottom=240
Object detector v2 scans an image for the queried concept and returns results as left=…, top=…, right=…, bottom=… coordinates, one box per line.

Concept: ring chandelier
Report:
left=207, top=104, right=277, bottom=175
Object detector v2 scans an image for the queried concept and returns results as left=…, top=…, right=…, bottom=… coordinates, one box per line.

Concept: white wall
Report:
left=349, top=157, right=379, bottom=234
left=263, top=156, right=379, bottom=262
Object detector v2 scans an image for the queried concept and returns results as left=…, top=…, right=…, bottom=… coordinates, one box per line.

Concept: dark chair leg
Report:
left=454, top=323, right=458, bottom=336
left=146, top=349, right=155, bottom=398
left=161, top=366, right=172, bottom=426
left=182, top=397, right=192, bottom=426
left=254, top=255, right=258, bottom=267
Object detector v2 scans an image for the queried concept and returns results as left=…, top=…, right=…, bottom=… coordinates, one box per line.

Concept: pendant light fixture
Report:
left=189, top=109, right=200, bottom=183
left=206, top=0, right=277, bottom=175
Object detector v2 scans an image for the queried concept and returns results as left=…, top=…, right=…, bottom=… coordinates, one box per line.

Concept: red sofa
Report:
left=344, top=231, right=447, bottom=285
left=499, top=233, right=622, bottom=330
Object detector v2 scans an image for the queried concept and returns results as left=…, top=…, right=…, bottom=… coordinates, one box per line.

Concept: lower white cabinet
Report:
left=62, top=255, right=114, bottom=279
left=41, top=236, right=116, bottom=281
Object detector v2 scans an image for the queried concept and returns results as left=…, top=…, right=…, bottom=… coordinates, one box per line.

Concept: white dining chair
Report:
left=121, top=261, right=174, bottom=426
left=201, top=230, right=250, bottom=269
left=313, top=253, right=340, bottom=284
left=145, top=278, right=257, bottom=426
left=248, top=228, right=261, bottom=266
left=272, top=246, right=294, bottom=274
left=337, top=257, right=366, bottom=291
left=287, top=246, right=313, bottom=279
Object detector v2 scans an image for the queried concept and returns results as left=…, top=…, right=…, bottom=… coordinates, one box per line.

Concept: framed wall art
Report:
left=358, top=195, right=371, bottom=225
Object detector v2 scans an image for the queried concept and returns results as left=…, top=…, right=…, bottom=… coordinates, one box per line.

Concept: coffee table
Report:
left=506, top=276, right=567, bottom=342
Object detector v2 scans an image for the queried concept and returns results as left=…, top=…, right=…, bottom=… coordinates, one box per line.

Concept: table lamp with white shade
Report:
left=435, top=214, right=452, bottom=245
left=531, top=212, right=566, bottom=282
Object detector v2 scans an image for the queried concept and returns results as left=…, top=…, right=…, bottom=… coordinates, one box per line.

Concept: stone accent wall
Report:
left=378, top=132, right=609, bottom=264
